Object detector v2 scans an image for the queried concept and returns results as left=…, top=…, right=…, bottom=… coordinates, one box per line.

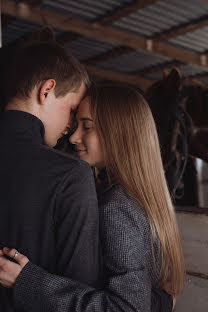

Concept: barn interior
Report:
left=1, top=0, right=208, bottom=311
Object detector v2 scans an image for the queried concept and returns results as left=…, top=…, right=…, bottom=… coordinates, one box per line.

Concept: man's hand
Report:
left=172, top=296, right=176, bottom=311
left=0, top=248, right=29, bottom=288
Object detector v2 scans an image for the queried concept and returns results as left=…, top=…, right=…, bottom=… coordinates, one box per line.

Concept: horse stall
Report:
left=1, top=0, right=208, bottom=311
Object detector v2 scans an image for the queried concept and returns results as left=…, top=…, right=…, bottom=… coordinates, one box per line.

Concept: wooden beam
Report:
left=1, top=1, right=43, bottom=29
left=137, top=60, right=183, bottom=75
left=59, top=3, right=208, bottom=64
left=85, top=65, right=153, bottom=91
left=176, top=205, right=208, bottom=215
left=153, top=40, right=200, bottom=65
left=2, top=0, right=203, bottom=67
left=96, top=0, right=161, bottom=26
left=56, top=32, right=79, bottom=45
left=1, top=26, right=55, bottom=48
left=56, top=1, right=160, bottom=47
left=87, top=64, right=208, bottom=87
left=186, top=72, right=208, bottom=80
left=25, top=0, right=42, bottom=6
left=84, top=47, right=134, bottom=65
left=1, top=1, right=145, bottom=46
left=196, top=0, right=208, bottom=4
left=153, top=15, right=208, bottom=41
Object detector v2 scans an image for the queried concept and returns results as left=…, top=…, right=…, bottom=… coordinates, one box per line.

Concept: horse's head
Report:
left=145, top=68, right=182, bottom=147
left=145, top=68, right=191, bottom=197
left=182, top=78, right=208, bottom=128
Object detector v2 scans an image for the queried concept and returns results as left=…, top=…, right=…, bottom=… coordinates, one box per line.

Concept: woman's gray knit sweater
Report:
left=13, top=184, right=172, bottom=311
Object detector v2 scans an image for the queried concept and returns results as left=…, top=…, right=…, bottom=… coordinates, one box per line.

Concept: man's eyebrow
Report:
left=79, top=117, right=93, bottom=121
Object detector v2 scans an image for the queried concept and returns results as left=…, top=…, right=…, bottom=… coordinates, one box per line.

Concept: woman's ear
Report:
left=39, top=79, right=56, bottom=104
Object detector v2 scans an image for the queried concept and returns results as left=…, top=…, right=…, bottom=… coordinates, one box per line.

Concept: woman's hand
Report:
left=0, top=248, right=29, bottom=288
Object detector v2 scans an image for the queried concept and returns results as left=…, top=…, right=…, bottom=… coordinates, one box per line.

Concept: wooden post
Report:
left=196, top=159, right=208, bottom=208
left=0, top=1, right=2, bottom=47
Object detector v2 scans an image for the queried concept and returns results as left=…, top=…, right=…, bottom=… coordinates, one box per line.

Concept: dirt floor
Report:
left=175, top=212, right=208, bottom=312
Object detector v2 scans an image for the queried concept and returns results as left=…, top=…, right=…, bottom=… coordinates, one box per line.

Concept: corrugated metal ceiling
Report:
left=2, top=18, right=62, bottom=45
left=2, top=0, right=208, bottom=83
left=96, top=50, right=171, bottom=73
left=145, top=63, right=208, bottom=80
left=111, top=0, right=208, bottom=54
left=65, top=37, right=115, bottom=61
left=2, top=19, right=40, bottom=45
left=39, top=0, right=133, bottom=21
left=168, top=26, right=208, bottom=53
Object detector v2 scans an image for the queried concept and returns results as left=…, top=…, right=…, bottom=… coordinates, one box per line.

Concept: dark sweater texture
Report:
left=0, top=110, right=100, bottom=311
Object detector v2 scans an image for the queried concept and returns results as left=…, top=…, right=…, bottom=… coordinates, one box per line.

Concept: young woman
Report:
left=0, top=84, right=184, bottom=311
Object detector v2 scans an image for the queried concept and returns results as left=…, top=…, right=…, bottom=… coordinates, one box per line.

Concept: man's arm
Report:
left=54, top=161, right=100, bottom=287
left=0, top=194, right=173, bottom=311
left=12, top=197, right=153, bottom=312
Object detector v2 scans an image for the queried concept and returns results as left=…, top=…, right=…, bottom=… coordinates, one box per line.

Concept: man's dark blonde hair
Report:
left=2, top=41, right=90, bottom=105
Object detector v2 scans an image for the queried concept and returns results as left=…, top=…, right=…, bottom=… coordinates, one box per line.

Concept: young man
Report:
left=0, top=41, right=100, bottom=310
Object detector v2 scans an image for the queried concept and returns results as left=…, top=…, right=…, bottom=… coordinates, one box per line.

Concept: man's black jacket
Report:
left=0, top=110, right=100, bottom=311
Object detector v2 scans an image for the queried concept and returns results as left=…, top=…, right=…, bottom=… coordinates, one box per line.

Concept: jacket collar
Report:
left=96, top=169, right=117, bottom=198
left=0, top=110, right=45, bottom=145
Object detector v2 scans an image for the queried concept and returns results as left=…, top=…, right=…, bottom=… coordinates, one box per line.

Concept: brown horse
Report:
left=180, top=77, right=208, bottom=162
left=145, top=68, right=208, bottom=197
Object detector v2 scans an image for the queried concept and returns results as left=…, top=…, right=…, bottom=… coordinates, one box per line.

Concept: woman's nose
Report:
left=69, top=128, right=81, bottom=144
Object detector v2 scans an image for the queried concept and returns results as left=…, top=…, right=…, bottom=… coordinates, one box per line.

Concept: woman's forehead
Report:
left=77, top=96, right=92, bottom=118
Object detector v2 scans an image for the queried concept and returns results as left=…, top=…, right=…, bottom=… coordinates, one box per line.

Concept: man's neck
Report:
left=5, top=98, right=40, bottom=121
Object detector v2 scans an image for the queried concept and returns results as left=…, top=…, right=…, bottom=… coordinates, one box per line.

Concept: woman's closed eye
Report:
left=83, top=126, right=92, bottom=130
left=83, top=122, right=93, bottom=130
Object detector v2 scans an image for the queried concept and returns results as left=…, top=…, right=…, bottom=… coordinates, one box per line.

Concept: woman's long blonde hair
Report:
left=88, top=84, right=185, bottom=296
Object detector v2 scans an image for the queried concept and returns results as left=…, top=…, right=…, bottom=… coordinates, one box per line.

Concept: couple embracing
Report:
left=0, top=39, right=184, bottom=312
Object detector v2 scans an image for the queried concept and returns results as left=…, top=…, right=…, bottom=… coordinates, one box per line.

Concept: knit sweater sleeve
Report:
left=52, top=162, right=100, bottom=287
left=13, top=191, right=153, bottom=312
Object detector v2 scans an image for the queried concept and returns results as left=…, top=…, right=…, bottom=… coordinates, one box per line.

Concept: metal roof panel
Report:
left=168, top=26, right=208, bottom=53
left=2, top=19, right=40, bottom=45
left=96, top=50, right=171, bottom=72
left=112, top=0, right=208, bottom=38
left=65, top=37, right=115, bottom=61
left=144, top=63, right=208, bottom=80
left=39, top=0, right=133, bottom=22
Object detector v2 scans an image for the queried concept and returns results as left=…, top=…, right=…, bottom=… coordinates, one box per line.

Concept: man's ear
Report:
left=39, top=79, right=56, bottom=104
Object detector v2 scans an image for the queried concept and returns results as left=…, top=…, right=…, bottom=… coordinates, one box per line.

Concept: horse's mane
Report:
left=144, top=68, right=208, bottom=195
left=145, top=72, right=182, bottom=148
left=146, top=70, right=208, bottom=128
left=181, top=77, right=208, bottom=126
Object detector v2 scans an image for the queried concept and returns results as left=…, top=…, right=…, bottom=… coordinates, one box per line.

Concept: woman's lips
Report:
left=76, top=149, right=87, bottom=156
